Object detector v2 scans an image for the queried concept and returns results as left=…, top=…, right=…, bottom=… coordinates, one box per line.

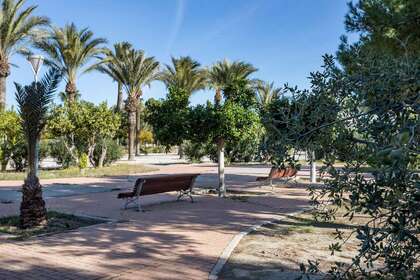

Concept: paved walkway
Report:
left=0, top=163, right=313, bottom=280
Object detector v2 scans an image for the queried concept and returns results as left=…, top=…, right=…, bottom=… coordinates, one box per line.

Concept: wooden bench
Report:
left=118, top=173, right=200, bottom=211
left=256, top=167, right=298, bottom=188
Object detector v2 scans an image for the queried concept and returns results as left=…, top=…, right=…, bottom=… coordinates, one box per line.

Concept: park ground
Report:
left=0, top=154, right=356, bottom=280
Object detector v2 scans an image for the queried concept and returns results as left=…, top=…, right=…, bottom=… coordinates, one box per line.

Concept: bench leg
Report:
left=122, top=196, right=143, bottom=212
left=177, top=190, right=194, bottom=203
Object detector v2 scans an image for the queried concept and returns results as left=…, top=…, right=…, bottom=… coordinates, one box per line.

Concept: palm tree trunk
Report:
left=217, top=138, right=226, bottom=197
left=20, top=139, right=47, bottom=228
left=128, top=110, right=136, bottom=160
left=0, top=76, right=6, bottom=111
left=135, top=106, right=141, bottom=156
left=65, top=81, right=77, bottom=104
left=116, top=82, right=123, bottom=112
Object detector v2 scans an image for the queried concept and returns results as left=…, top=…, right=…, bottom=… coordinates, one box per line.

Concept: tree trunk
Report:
left=98, top=145, right=107, bottom=168
left=310, top=150, right=317, bottom=183
left=116, top=82, right=123, bottom=112
left=135, top=105, right=141, bottom=156
left=178, top=143, right=184, bottom=159
left=217, top=138, right=226, bottom=197
left=0, top=76, right=6, bottom=111
left=128, top=110, right=136, bottom=160
left=214, top=88, right=222, bottom=105
left=65, top=81, right=77, bottom=104
left=20, top=139, right=47, bottom=228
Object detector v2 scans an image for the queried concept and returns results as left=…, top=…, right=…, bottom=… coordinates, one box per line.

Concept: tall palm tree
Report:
left=256, top=81, right=281, bottom=108
left=99, top=42, right=132, bottom=112
left=98, top=47, right=159, bottom=160
left=208, top=59, right=257, bottom=197
left=159, top=56, right=207, bottom=96
left=0, top=0, right=49, bottom=111
left=15, top=67, right=61, bottom=228
left=33, top=23, right=107, bottom=103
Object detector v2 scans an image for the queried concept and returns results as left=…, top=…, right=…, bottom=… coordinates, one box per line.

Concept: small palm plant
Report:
left=15, top=67, right=61, bottom=228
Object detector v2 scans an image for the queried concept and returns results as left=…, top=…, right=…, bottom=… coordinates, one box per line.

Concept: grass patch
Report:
left=0, top=211, right=104, bottom=240
left=0, top=164, right=157, bottom=181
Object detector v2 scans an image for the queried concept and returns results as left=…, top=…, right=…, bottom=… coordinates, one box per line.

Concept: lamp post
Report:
left=26, top=55, right=44, bottom=177
left=27, top=55, right=44, bottom=83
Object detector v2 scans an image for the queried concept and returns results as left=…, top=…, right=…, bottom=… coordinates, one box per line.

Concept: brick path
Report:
left=0, top=163, right=312, bottom=280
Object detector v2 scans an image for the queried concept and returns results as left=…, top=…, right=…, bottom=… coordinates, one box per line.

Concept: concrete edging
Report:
left=208, top=208, right=310, bottom=280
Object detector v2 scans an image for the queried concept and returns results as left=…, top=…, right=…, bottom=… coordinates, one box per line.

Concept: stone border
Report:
left=208, top=208, right=310, bottom=280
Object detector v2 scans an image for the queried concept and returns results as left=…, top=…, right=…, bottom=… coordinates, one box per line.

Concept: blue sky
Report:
left=6, top=0, right=350, bottom=109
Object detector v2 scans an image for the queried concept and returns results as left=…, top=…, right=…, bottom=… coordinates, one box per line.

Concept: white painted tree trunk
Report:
left=217, top=139, right=225, bottom=197
left=310, top=150, right=317, bottom=183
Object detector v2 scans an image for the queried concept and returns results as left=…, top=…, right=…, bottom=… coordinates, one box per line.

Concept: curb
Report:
left=208, top=208, right=310, bottom=280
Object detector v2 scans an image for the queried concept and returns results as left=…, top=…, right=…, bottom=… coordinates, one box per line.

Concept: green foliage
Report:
left=145, top=86, right=190, bottom=148
left=78, top=153, right=88, bottom=169
left=47, top=101, right=121, bottom=167
left=183, top=141, right=207, bottom=163
left=92, top=138, right=122, bottom=166
left=0, top=110, right=25, bottom=170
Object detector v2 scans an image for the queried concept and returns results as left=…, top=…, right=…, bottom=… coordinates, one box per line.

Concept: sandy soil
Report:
left=219, top=207, right=366, bottom=280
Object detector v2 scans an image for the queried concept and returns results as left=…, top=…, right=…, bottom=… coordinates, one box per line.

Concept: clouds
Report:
left=166, top=0, right=186, bottom=55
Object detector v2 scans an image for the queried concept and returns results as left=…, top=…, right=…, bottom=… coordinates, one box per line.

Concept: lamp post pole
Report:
left=26, top=55, right=44, bottom=177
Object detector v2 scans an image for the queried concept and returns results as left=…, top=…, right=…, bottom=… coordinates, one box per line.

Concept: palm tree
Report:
left=98, top=47, right=159, bottom=160
left=159, top=56, right=207, bottom=96
left=33, top=23, right=107, bottom=103
left=99, top=42, right=132, bottom=112
left=15, top=67, right=61, bottom=228
left=0, top=0, right=49, bottom=111
left=208, top=59, right=257, bottom=196
left=256, top=81, right=281, bottom=108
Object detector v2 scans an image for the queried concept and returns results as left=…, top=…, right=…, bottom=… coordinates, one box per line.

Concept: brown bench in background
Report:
left=118, top=173, right=200, bottom=211
left=256, top=167, right=298, bottom=189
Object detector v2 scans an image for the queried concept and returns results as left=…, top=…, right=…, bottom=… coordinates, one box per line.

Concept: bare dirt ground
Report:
left=219, top=203, right=368, bottom=280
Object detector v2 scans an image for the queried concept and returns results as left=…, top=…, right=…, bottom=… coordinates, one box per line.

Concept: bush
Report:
left=184, top=141, right=207, bottom=163
left=78, top=153, right=88, bottom=169
left=48, top=138, right=77, bottom=168
left=93, top=139, right=123, bottom=167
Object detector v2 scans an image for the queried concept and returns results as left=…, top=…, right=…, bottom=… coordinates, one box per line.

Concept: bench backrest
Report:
left=133, top=174, right=199, bottom=196
left=269, top=167, right=297, bottom=179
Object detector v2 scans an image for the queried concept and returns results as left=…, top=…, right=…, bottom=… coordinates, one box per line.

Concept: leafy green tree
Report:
left=145, top=86, right=189, bottom=150
left=207, top=60, right=257, bottom=196
left=34, top=23, right=107, bottom=103
left=15, top=67, right=61, bottom=228
left=97, top=46, right=159, bottom=160
left=273, top=1, right=419, bottom=277
left=0, top=0, right=49, bottom=111
left=0, top=110, right=24, bottom=171
left=159, top=56, right=207, bottom=96
left=189, top=79, right=261, bottom=197
left=47, top=101, right=121, bottom=168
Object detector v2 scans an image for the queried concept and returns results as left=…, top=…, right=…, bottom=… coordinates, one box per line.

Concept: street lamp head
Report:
left=27, top=55, right=44, bottom=77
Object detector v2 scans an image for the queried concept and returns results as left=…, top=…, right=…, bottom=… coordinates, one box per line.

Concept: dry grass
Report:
left=0, top=164, right=157, bottom=181
left=0, top=211, right=104, bottom=240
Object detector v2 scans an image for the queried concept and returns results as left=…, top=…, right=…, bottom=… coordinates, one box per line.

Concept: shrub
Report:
left=184, top=141, right=207, bottom=163
left=93, top=139, right=122, bottom=167
left=78, top=153, right=88, bottom=170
